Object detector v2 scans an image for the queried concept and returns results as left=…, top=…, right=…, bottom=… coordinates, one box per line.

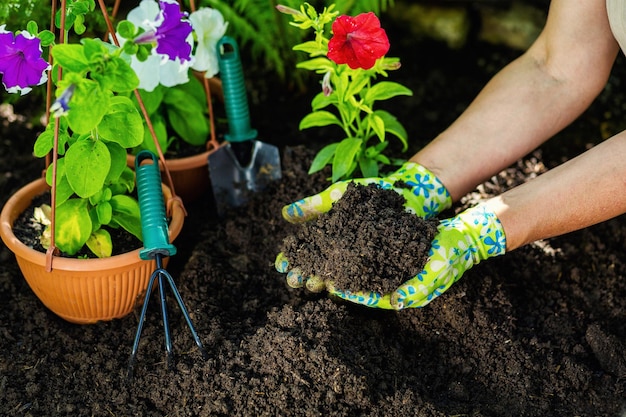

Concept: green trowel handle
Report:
left=135, top=150, right=177, bottom=260
left=217, top=36, right=258, bottom=143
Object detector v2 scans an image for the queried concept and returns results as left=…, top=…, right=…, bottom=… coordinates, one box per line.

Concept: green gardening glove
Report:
left=276, top=162, right=452, bottom=299
left=282, top=161, right=452, bottom=222
left=323, top=203, right=507, bottom=309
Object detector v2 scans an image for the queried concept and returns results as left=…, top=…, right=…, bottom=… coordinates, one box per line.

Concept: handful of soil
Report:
left=280, top=182, right=439, bottom=294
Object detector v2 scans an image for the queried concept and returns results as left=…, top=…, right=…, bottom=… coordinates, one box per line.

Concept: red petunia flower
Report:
left=327, top=12, right=390, bottom=70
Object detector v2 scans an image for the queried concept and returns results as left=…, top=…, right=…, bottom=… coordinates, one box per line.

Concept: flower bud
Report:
left=322, top=71, right=333, bottom=96
left=275, top=5, right=305, bottom=18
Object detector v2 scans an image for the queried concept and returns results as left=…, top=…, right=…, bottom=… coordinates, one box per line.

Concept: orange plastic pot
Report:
left=0, top=178, right=185, bottom=324
left=127, top=150, right=212, bottom=204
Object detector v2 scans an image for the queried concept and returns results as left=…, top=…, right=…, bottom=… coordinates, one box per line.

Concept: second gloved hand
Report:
left=277, top=203, right=507, bottom=310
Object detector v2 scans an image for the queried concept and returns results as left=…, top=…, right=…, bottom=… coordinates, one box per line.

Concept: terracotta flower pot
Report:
left=127, top=151, right=212, bottom=204
left=0, top=178, right=185, bottom=324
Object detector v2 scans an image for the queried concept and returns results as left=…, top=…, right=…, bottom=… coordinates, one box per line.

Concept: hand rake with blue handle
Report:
left=128, top=150, right=208, bottom=378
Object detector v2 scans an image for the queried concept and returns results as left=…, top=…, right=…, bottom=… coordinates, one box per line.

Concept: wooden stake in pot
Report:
left=128, top=151, right=208, bottom=379
left=208, top=36, right=282, bottom=211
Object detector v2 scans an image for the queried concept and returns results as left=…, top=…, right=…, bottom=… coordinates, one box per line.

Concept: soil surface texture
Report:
left=281, top=182, right=438, bottom=294
left=2, top=12, right=626, bottom=417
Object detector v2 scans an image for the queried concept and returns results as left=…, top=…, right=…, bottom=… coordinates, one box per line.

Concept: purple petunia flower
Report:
left=0, top=26, right=50, bottom=95
left=133, top=0, right=193, bottom=63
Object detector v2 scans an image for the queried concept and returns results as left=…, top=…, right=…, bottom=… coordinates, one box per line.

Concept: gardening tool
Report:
left=208, top=36, right=281, bottom=210
left=128, top=150, right=208, bottom=379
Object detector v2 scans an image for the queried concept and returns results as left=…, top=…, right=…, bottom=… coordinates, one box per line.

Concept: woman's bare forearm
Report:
left=485, top=132, right=626, bottom=251
left=411, top=0, right=618, bottom=201
left=411, top=55, right=588, bottom=200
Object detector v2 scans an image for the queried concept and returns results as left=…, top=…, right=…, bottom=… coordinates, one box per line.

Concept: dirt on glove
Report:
left=281, top=182, right=439, bottom=294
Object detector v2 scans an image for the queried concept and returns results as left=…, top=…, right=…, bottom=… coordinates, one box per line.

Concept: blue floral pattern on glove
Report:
left=391, top=204, right=506, bottom=309
left=281, top=162, right=452, bottom=223
left=386, top=162, right=452, bottom=219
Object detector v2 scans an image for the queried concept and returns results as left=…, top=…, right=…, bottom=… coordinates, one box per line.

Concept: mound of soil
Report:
left=1, top=144, right=625, bottom=416
left=281, top=182, right=438, bottom=294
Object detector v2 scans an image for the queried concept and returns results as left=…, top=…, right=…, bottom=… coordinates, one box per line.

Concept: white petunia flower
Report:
left=121, top=0, right=194, bottom=91
left=190, top=7, right=228, bottom=78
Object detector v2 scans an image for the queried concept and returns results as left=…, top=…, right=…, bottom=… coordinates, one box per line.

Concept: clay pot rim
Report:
left=126, top=148, right=213, bottom=171
left=0, top=177, right=184, bottom=271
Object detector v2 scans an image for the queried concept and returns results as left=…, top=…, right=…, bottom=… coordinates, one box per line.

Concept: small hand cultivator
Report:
left=128, top=151, right=208, bottom=379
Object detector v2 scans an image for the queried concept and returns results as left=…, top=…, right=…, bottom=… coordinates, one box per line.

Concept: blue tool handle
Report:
left=135, top=150, right=177, bottom=260
left=217, top=36, right=258, bottom=143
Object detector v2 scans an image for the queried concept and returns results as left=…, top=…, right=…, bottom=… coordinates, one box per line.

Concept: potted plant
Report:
left=0, top=0, right=201, bottom=324
left=122, top=0, right=229, bottom=203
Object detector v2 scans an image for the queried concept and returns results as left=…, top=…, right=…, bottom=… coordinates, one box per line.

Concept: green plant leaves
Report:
left=44, top=159, right=74, bottom=205
left=308, top=142, right=338, bottom=175
left=311, top=91, right=337, bottom=111
left=96, top=54, right=139, bottom=93
left=293, top=41, right=325, bottom=57
left=35, top=17, right=149, bottom=258
left=109, top=195, right=142, bottom=241
left=131, top=77, right=209, bottom=152
left=286, top=2, right=415, bottom=183
left=375, top=109, right=408, bottom=151
left=299, top=110, right=341, bottom=130
left=86, top=229, right=112, bottom=258
left=138, top=113, right=169, bottom=155
left=296, top=57, right=334, bottom=73
left=56, top=0, right=95, bottom=35
left=98, top=96, right=144, bottom=148
left=51, top=44, right=90, bottom=72
left=368, top=112, right=385, bottom=142
left=55, top=198, right=92, bottom=256
left=33, top=122, right=69, bottom=157
left=104, top=142, right=128, bottom=183
left=364, top=81, right=413, bottom=102
left=135, top=86, right=165, bottom=116
left=332, top=137, right=361, bottom=182
left=63, top=78, right=109, bottom=134
left=163, top=87, right=208, bottom=146
left=359, top=157, right=379, bottom=178
left=116, top=20, right=136, bottom=40
left=64, top=138, right=110, bottom=198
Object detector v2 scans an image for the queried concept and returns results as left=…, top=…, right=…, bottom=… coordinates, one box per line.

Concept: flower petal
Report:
left=154, top=0, right=194, bottom=62
left=190, top=8, right=228, bottom=77
left=0, top=28, right=50, bottom=95
left=327, top=12, right=389, bottom=70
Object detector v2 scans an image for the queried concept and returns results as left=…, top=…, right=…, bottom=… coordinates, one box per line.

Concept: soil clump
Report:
left=281, top=182, right=438, bottom=294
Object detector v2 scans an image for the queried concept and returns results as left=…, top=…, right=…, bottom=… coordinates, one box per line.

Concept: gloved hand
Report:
left=276, top=161, right=451, bottom=298
left=276, top=202, right=507, bottom=310
left=282, top=161, right=452, bottom=222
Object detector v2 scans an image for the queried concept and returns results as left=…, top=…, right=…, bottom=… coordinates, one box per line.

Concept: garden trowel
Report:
left=208, top=36, right=281, bottom=210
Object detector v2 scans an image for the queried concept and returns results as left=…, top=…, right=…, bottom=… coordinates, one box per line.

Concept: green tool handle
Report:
left=135, top=150, right=177, bottom=260
left=217, top=36, right=257, bottom=143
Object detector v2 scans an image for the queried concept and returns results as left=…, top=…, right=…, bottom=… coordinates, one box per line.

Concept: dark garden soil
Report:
left=2, top=9, right=626, bottom=417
